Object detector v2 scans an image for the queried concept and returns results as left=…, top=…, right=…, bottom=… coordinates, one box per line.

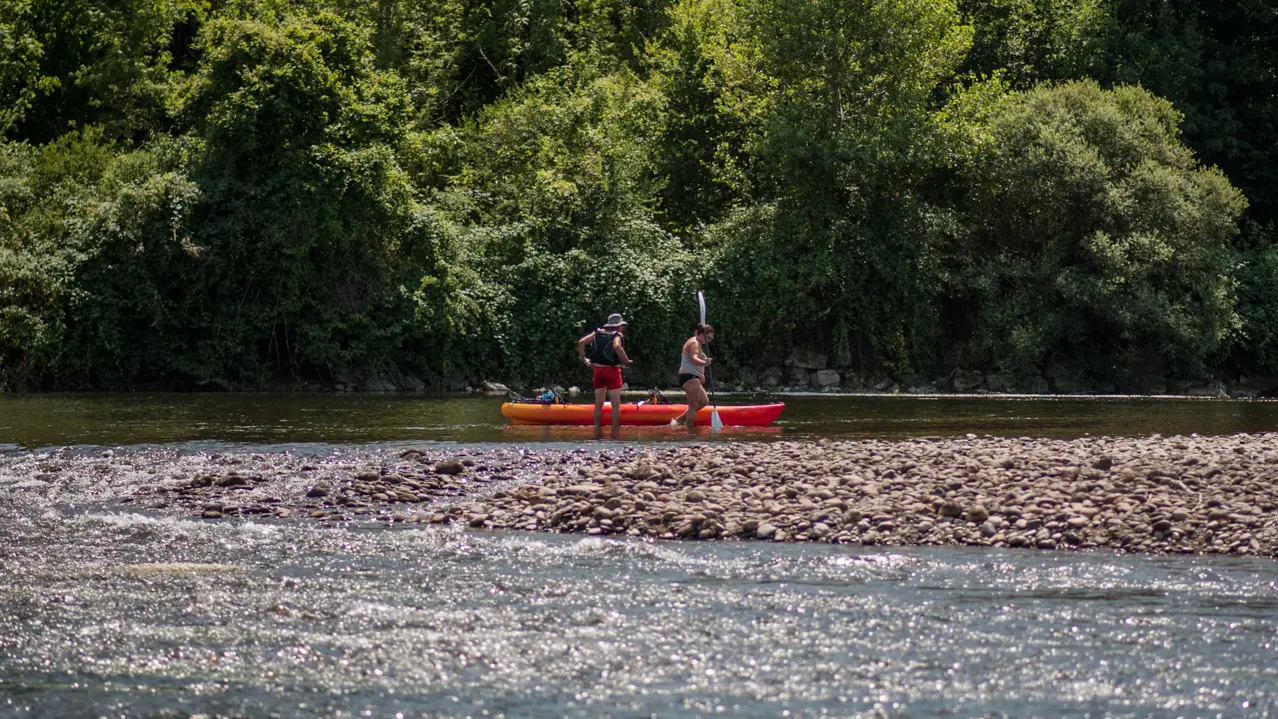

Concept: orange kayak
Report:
left=501, top=401, right=785, bottom=427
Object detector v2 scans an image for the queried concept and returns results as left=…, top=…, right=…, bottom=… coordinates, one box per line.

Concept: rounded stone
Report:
left=436, top=459, right=466, bottom=475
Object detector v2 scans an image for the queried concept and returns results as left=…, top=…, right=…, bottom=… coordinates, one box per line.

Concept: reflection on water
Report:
left=500, top=423, right=785, bottom=443
left=3, top=392, right=1278, bottom=448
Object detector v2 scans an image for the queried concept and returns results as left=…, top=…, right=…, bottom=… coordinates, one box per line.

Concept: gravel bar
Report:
left=450, top=434, right=1278, bottom=556
left=168, top=434, right=1278, bottom=556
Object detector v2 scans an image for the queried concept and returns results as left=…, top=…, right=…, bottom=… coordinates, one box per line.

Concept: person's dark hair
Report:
left=696, top=323, right=714, bottom=337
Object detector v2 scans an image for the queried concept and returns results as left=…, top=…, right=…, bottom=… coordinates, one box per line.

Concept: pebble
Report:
left=436, top=460, right=466, bottom=475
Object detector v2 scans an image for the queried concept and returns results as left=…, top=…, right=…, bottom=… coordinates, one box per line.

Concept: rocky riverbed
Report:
left=444, top=435, right=1277, bottom=556
left=144, top=433, right=1278, bottom=556
left=129, top=446, right=588, bottom=521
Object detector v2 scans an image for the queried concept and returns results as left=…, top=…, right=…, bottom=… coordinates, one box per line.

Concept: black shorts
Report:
left=678, top=373, right=704, bottom=386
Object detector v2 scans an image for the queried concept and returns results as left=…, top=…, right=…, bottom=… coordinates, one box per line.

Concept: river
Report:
left=3, top=393, right=1277, bottom=717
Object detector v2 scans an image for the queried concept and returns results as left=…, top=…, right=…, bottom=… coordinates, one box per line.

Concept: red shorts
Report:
left=592, top=365, right=623, bottom=390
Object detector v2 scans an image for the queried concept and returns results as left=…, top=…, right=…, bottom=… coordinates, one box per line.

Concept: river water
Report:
left=3, top=394, right=1278, bottom=718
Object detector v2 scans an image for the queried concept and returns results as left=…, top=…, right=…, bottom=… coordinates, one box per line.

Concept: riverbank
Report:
left=156, top=433, right=1278, bottom=557
left=326, top=364, right=1278, bottom=398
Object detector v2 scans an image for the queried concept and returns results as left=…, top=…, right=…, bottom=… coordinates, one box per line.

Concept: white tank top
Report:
left=679, top=342, right=705, bottom=378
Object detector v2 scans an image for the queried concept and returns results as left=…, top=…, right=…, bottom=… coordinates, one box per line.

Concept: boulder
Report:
left=984, top=373, right=1014, bottom=393
left=1117, top=375, right=1167, bottom=395
left=761, top=367, right=783, bottom=387
left=1227, top=375, right=1278, bottom=398
left=869, top=376, right=897, bottom=392
left=811, top=369, right=841, bottom=389
left=785, top=348, right=828, bottom=370
left=1174, top=379, right=1227, bottom=398
left=435, top=459, right=466, bottom=475
left=362, top=375, right=397, bottom=392
left=786, top=367, right=810, bottom=387
left=950, top=369, right=984, bottom=393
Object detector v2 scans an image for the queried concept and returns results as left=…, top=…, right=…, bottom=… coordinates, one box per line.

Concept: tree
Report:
left=0, top=131, right=199, bottom=387
left=6, top=0, right=204, bottom=144
left=678, top=0, right=973, bottom=372
left=947, top=80, right=1247, bottom=385
left=958, top=0, right=1111, bottom=88
left=165, top=10, right=432, bottom=385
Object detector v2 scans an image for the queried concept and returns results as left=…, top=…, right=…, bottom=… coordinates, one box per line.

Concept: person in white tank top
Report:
left=675, top=323, right=714, bottom=430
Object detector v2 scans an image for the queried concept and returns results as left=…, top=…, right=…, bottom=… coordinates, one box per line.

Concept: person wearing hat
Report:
left=576, top=313, right=633, bottom=430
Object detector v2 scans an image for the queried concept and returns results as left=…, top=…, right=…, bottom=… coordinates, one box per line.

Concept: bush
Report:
left=0, top=130, right=199, bottom=388
left=947, top=80, right=1247, bottom=383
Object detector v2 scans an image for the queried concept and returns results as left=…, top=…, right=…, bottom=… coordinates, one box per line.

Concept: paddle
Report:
left=696, top=290, right=724, bottom=432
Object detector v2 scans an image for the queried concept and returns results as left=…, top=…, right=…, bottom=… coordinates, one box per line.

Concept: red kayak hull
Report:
left=501, top=402, right=785, bottom=427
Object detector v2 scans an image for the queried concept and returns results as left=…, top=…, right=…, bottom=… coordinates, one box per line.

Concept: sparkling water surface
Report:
left=3, top=394, right=1278, bottom=718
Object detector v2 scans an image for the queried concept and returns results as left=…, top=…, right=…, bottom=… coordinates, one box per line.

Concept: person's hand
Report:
left=583, top=358, right=592, bottom=367
left=705, top=357, right=713, bottom=365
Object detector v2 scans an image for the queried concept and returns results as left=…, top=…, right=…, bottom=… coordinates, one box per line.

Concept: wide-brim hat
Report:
left=604, top=312, right=628, bottom=328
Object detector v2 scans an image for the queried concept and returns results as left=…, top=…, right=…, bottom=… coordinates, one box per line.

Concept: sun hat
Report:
left=604, top=312, right=628, bottom=328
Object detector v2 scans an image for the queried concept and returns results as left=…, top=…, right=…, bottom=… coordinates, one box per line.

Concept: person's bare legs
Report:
left=593, top=387, right=607, bottom=429
left=682, top=377, right=705, bottom=430
left=607, top=388, right=622, bottom=433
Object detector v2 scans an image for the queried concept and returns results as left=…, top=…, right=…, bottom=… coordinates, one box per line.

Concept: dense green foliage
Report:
left=1, top=0, right=1274, bottom=390
left=945, top=81, right=1245, bottom=386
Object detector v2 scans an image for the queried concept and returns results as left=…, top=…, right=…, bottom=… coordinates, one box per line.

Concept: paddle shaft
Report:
left=703, top=345, right=718, bottom=416
left=695, top=289, right=722, bottom=429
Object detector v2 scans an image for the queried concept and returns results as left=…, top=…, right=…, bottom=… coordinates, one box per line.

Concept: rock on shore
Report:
left=168, top=447, right=584, bottom=521
left=451, top=435, right=1278, bottom=556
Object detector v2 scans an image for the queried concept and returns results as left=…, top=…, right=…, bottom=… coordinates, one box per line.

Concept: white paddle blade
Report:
left=711, top=408, right=723, bottom=431
left=696, top=290, right=707, bottom=326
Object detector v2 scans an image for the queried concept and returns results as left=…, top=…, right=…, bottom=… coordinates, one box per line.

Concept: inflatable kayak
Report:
left=501, top=401, right=785, bottom=427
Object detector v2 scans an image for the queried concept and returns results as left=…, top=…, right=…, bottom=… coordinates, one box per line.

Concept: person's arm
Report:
left=613, top=334, right=632, bottom=366
left=689, top=339, right=712, bottom=367
left=577, top=332, right=595, bottom=366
